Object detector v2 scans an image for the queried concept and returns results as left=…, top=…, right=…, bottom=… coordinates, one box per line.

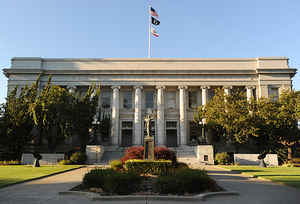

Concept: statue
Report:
left=144, top=114, right=152, bottom=137
left=144, top=111, right=155, bottom=160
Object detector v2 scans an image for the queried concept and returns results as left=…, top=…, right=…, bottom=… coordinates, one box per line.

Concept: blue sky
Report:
left=1, top=0, right=299, bottom=103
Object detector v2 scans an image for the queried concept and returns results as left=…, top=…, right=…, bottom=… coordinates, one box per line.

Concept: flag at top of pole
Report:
left=148, top=5, right=160, bottom=58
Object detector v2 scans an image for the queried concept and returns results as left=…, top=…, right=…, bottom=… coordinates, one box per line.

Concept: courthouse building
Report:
left=3, top=57, right=296, bottom=150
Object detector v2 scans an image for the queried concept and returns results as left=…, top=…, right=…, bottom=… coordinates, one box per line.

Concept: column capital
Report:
left=223, top=86, right=233, bottom=89
left=111, top=86, right=121, bottom=90
left=67, top=85, right=77, bottom=94
left=133, top=85, right=143, bottom=90
left=178, top=85, right=188, bottom=90
left=200, top=86, right=210, bottom=89
left=156, top=85, right=166, bottom=90
left=246, top=86, right=255, bottom=89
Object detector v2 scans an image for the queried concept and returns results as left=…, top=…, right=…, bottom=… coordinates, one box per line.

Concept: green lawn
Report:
left=222, top=166, right=300, bottom=188
left=0, top=165, right=82, bottom=188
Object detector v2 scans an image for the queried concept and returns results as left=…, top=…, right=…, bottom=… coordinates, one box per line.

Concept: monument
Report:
left=144, top=112, right=155, bottom=160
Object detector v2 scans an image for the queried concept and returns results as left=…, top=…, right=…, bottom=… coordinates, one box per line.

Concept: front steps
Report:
left=99, top=146, right=126, bottom=164
left=169, top=146, right=208, bottom=168
left=95, top=145, right=214, bottom=166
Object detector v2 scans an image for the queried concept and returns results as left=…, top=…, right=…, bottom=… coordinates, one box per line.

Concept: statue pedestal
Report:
left=144, top=136, right=154, bottom=160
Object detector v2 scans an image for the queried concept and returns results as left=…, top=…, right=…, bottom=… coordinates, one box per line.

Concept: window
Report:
left=268, top=87, right=279, bottom=101
left=204, top=155, right=208, bottom=161
left=188, top=91, right=197, bottom=109
left=101, top=92, right=111, bottom=109
left=166, top=91, right=176, bottom=109
left=121, top=121, right=133, bottom=146
left=145, top=91, right=154, bottom=108
left=123, top=91, right=132, bottom=109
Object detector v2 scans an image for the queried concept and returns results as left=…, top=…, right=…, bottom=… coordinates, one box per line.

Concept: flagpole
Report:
left=148, top=4, right=151, bottom=58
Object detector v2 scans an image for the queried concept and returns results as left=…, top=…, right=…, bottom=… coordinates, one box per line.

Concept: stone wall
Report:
left=21, top=153, right=64, bottom=165
left=86, top=145, right=104, bottom=164
left=234, top=154, right=278, bottom=166
left=194, top=145, right=214, bottom=165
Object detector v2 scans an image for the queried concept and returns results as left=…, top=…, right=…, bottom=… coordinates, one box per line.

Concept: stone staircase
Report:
left=169, top=146, right=206, bottom=168
left=99, top=146, right=126, bottom=164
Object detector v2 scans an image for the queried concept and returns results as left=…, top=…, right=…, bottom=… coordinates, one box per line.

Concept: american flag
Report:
left=150, top=7, right=159, bottom=18
left=151, top=27, right=159, bottom=37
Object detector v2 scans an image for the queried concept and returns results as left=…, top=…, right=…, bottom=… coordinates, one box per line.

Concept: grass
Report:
left=222, top=165, right=300, bottom=189
left=0, top=165, right=83, bottom=188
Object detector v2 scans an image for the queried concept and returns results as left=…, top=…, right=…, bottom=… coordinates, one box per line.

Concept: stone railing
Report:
left=21, top=153, right=65, bottom=165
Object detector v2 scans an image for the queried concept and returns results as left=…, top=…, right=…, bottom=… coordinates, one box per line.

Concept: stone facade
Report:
left=3, top=57, right=296, bottom=148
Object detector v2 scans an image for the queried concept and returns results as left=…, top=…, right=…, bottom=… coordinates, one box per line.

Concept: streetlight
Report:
left=199, top=120, right=205, bottom=144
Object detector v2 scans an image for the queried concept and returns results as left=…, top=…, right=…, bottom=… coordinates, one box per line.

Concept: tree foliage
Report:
left=0, top=79, right=39, bottom=159
left=194, top=88, right=258, bottom=149
left=195, top=88, right=300, bottom=161
left=69, top=84, right=100, bottom=151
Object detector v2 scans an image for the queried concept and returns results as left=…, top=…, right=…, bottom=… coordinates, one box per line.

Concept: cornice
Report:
left=11, top=57, right=288, bottom=63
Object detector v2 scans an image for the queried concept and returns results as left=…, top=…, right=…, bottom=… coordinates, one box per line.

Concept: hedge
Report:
left=124, top=159, right=172, bottom=175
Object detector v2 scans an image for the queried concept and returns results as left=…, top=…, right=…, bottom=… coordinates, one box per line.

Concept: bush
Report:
left=215, top=152, right=231, bottom=165
left=154, top=146, right=176, bottom=163
left=70, top=152, right=87, bottom=164
left=174, top=162, right=189, bottom=169
left=110, top=160, right=123, bottom=171
left=0, top=160, right=21, bottom=165
left=125, top=159, right=172, bottom=175
left=82, top=168, right=142, bottom=195
left=154, top=169, right=218, bottom=194
left=120, top=146, right=144, bottom=164
left=58, top=159, right=73, bottom=165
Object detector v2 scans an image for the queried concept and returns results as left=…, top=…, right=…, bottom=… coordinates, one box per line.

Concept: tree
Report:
left=30, top=77, right=72, bottom=152
left=254, top=90, right=300, bottom=161
left=70, top=84, right=100, bottom=152
left=0, top=80, right=39, bottom=159
left=194, top=88, right=257, bottom=151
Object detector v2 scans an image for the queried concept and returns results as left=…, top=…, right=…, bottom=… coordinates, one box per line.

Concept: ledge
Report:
left=59, top=190, right=239, bottom=201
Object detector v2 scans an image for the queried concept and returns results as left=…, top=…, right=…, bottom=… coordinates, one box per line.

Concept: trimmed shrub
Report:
left=154, top=169, right=218, bottom=194
left=70, top=152, right=87, bottom=164
left=58, top=159, right=73, bottom=165
left=82, top=168, right=142, bottom=195
left=174, top=162, right=189, bottom=169
left=154, top=146, right=176, bottom=163
left=110, top=160, right=123, bottom=171
left=120, top=146, right=144, bottom=164
left=125, top=159, right=172, bottom=175
left=215, top=152, right=231, bottom=165
left=0, top=160, right=21, bottom=165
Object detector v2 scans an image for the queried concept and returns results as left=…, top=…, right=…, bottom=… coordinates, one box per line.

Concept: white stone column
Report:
left=201, top=86, right=210, bottom=106
left=67, top=85, right=77, bottom=94
left=224, top=86, right=232, bottom=96
left=111, top=86, right=120, bottom=145
left=134, top=86, right=143, bottom=145
left=156, top=86, right=165, bottom=145
left=246, top=86, right=254, bottom=101
left=178, top=86, right=188, bottom=145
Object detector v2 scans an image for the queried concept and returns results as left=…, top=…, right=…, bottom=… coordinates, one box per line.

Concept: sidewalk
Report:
left=0, top=165, right=299, bottom=204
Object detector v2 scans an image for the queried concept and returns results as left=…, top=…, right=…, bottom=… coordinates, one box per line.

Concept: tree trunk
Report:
left=288, top=146, right=293, bottom=161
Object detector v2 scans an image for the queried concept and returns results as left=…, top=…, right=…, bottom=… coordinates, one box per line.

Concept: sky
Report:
left=0, top=0, right=300, bottom=103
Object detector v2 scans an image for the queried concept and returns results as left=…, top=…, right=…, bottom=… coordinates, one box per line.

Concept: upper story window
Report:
left=101, top=91, right=111, bottom=109
left=123, top=91, right=132, bottom=109
left=268, top=87, right=279, bottom=101
left=145, top=91, right=154, bottom=108
left=188, top=91, right=197, bottom=109
left=166, top=91, right=176, bottom=109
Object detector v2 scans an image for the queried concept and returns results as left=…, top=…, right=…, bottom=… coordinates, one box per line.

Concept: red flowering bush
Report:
left=121, top=146, right=177, bottom=164
left=154, top=146, right=176, bottom=162
left=121, top=146, right=144, bottom=164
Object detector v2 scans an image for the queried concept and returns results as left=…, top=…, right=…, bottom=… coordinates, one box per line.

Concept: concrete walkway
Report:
left=0, top=165, right=299, bottom=204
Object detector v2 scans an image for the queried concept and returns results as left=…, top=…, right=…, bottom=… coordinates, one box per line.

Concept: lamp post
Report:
left=199, top=120, right=205, bottom=144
